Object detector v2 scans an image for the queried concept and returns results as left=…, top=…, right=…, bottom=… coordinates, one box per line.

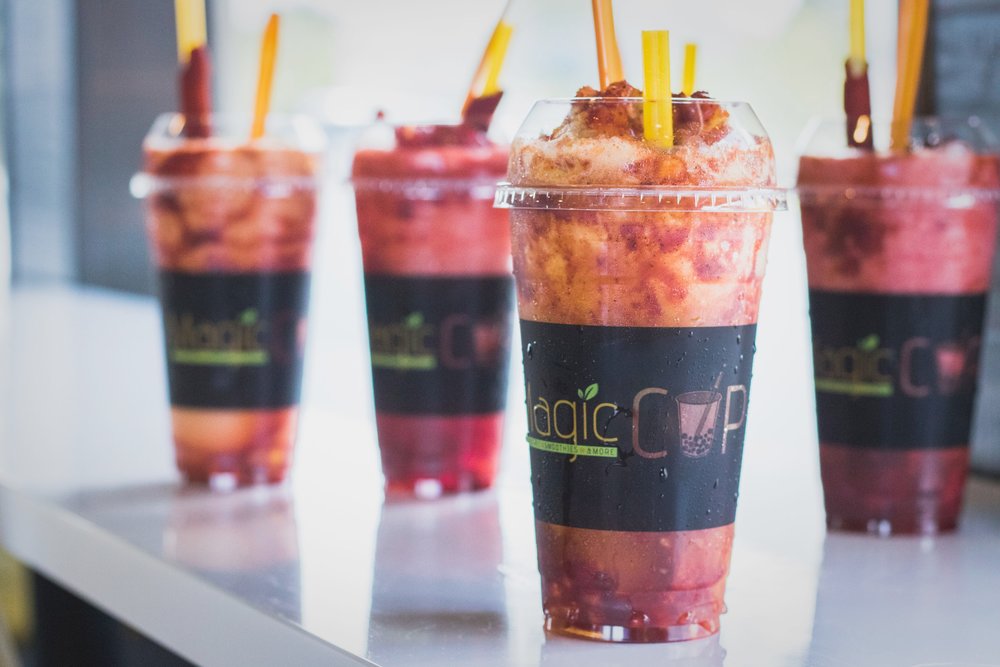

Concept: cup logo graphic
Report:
left=931, top=338, right=979, bottom=396
left=808, top=290, right=986, bottom=450
left=159, top=271, right=310, bottom=409
left=675, top=391, right=722, bottom=458
left=520, top=320, right=757, bottom=532
left=364, top=275, right=514, bottom=415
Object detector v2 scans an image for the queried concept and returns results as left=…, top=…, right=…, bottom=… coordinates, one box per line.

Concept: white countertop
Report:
left=3, top=269, right=1000, bottom=666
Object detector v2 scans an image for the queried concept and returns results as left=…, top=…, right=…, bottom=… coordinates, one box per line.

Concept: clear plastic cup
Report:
left=797, top=116, right=1000, bottom=534
left=134, top=113, right=325, bottom=487
left=350, top=122, right=514, bottom=499
left=496, top=96, right=785, bottom=642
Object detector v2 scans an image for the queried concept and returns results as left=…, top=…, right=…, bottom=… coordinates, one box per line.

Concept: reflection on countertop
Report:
left=807, top=479, right=1000, bottom=666
left=368, top=491, right=508, bottom=666
left=540, top=633, right=725, bottom=667
left=165, top=486, right=302, bottom=623
left=61, top=482, right=304, bottom=625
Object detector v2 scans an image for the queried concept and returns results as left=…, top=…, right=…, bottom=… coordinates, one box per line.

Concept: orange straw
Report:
left=592, top=0, right=624, bottom=88
left=461, top=4, right=514, bottom=117
left=891, top=0, right=929, bottom=151
left=250, top=14, right=280, bottom=140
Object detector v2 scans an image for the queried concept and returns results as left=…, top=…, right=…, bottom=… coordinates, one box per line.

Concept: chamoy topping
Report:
left=557, top=82, right=729, bottom=146
left=394, top=123, right=494, bottom=149
left=353, top=123, right=508, bottom=182
left=146, top=141, right=318, bottom=180
left=510, top=81, right=774, bottom=188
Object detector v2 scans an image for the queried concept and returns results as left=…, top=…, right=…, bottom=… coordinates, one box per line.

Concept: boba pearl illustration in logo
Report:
left=521, top=320, right=755, bottom=533
left=675, top=373, right=747, bottom=458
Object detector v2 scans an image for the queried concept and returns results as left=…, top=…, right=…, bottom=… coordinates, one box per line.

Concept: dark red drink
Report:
left=352, top=124, right=512, bottom=498
left=799, top=119, right=1000, bottom=534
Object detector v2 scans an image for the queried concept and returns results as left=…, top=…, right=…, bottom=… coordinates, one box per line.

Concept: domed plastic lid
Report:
left=131, top=113, right=325, bottom=198
left=495, top=97, right=786, bottom=213
left=349, top=120, right=509, bottom=200
left=796, top=116, right=1000, bottom=207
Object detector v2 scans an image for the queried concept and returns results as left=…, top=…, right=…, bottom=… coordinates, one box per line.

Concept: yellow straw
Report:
left=592, top=0, right=625, bottom=88
left=642, top=30, right=673, bottom=148
left=682, top=43, right=697, bottom=96
left=482, top=22, right=514, bottom=95
left=462, top=9, right=515, bottom=116
left=250, top=14, right=280, bottom=141
left=891, top=0, right=929, bottom=150
left=174, top=0, right=207, bottom=64
left=849, top=0, right=866, bottom=68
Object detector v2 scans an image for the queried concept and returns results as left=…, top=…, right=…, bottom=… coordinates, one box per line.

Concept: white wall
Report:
left=211, top=0, right=899, bottom=183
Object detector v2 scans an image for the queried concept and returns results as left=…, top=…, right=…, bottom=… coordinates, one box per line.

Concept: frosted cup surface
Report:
left=496, top=93, right=784, bottom=642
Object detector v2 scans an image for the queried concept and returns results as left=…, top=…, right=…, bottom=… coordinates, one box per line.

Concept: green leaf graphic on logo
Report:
left=577, top=388, right=585, bottom=399
left=240, top=309, right=258, bottom=325
left=584, top=383, right=599, bottom=401
left=405, top=312, right=424, bottom=328
left=858, top=334, right=880, bottom=352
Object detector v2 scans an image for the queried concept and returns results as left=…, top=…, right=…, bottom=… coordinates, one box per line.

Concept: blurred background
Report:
left=6, top=0, right=999, bottom=294
left=2, top=0, right=1000, bottom=664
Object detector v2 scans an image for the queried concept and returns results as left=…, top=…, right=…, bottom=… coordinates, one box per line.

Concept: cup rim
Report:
left=494, top=183, right=787, bottom=212
left=795, top=184, right=1000, bottom=205
left=350, top=175, right=501, bottom=200
left=129, top=173, right=319, bottom=198
left=530, top=96, right=754, bottom=107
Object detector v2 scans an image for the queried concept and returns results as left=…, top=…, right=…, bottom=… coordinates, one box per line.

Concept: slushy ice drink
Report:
left=352, top=124, right=513, bottom=497
left=141, top=114, right=321, bottom=486
left=498, top=83, right=782, bottom=641
left=799, top=119, right=1000, bottom=534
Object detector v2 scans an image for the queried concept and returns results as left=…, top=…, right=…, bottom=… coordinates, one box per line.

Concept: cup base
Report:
left=172, top=406, right=297, bottom=488
left=376, top=412, right=504, bottom=499
left=820, top=443, right=968, bottom=536
left=180, top=465, right=289, bottom=489
left=536, top=521, right=731, bottom=644
left=543, top=616, right=718, bottom=643
left=383, top=476, right=493, bottom=500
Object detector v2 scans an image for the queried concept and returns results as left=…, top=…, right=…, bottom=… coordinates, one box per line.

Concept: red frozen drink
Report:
left=352, top=123, right=513, bottom=498
left=498, top=83, right=782, bottom=641
left=799, top=118, right=1000, bottom=534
